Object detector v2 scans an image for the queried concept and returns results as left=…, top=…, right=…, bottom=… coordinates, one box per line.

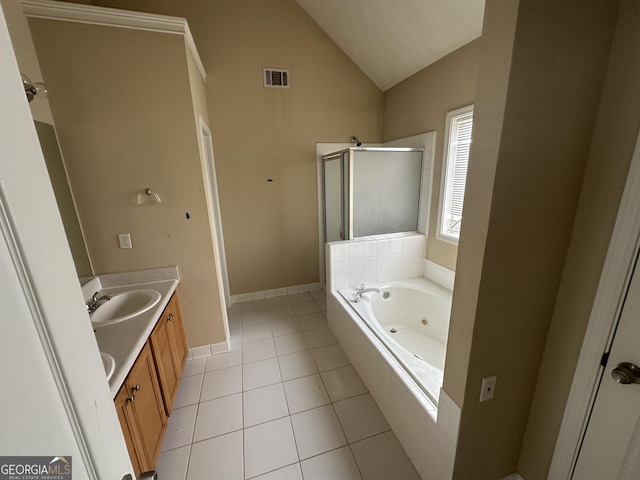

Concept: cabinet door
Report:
left=114, top=387, right=144, bottom=477
left=166, top=293, right=188, bottom=376
left=150, top=312, right=179, bottom=415
left=125, top=342, right=167, bottom=469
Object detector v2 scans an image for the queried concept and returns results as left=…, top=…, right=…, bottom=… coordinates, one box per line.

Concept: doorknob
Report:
left=611, top=362, right=640, bottom=384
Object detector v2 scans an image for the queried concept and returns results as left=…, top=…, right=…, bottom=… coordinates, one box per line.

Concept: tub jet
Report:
left=390, top=328, right=397, bottom=333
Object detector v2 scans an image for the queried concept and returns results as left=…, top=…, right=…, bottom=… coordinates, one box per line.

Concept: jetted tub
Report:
left=339, top=277, right=452, bottom=403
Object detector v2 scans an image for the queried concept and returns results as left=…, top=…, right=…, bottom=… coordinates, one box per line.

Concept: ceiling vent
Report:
left=263, top=68, right=290, bottom=88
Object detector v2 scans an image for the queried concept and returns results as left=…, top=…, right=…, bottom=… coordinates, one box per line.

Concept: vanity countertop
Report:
left=86, top=267, right=179, bottom=398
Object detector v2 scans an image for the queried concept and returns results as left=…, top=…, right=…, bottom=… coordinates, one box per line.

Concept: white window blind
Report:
left=438, top=105, right=473, bottom=243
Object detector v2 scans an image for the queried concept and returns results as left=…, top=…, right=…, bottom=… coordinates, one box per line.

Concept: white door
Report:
left=573, top=253, right=640, bottom=479
left=0, top=6, right=133, bottom=479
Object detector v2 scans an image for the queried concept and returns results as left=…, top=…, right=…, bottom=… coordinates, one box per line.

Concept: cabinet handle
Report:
left=132, top=384, right=140, bottom=391
left=127, top=394, right=135, bottom=402
left=168, top=312, right=175, bottom=321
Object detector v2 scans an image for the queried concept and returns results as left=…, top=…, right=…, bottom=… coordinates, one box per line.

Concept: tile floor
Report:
left=156, top=290, right=420, bottom=479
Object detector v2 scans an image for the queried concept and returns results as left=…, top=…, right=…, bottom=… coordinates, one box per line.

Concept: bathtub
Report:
left=339, top=277, right=452, bottom=404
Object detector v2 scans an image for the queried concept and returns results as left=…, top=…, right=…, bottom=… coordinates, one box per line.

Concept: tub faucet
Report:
left=86, top=291, right=112, bottom=313
left=352, top=284, right=380, bottom=303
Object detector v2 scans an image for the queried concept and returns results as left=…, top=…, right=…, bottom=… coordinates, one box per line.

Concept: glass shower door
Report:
left=351, top=149, right=423, bottom=237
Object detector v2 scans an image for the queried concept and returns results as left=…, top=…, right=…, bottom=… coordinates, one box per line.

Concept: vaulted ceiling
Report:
left=294, top=0, right=485, bottom=91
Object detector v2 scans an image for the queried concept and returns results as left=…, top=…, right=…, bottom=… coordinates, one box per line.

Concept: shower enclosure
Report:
left=322, top=147, right=424, bottom=242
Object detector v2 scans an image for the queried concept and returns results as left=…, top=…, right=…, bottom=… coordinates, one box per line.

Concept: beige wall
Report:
left=518, top=1, right=640, bottom=477
left=451, top=1, right=621, bottom=478
left=383, top=40, right=480, bottom=271
left=29, top=19, right=226, bottom=348
left=444, top=0, right=520, bottom=411
left=188, top=0, right=383, bottom=294
left=82, top=0, right=384, bottom=295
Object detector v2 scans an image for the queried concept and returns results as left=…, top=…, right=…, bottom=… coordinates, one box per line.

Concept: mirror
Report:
left=35, top=121, right=93, bottom=280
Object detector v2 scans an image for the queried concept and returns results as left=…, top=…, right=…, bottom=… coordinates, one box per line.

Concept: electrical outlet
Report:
left=480, top=375, right=497, bottom=402
left=118, top=233, right=132, bottom=249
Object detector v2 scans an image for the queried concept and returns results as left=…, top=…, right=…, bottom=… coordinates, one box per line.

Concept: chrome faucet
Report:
left=86, top=291, right=112, bottom=313
left=352, top=283, right=380, bottom=303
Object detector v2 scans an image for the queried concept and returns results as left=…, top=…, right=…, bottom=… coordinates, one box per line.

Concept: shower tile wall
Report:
left=326, top=233, right=426, bottom=291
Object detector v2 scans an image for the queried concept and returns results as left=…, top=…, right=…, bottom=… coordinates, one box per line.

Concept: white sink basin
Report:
left=101, top=352, right=115, bottom=381
left=91, top=289, right=161, bottom=328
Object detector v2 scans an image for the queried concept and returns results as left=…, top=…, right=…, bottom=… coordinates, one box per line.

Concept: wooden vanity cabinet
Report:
left=150, top=292, right=188, bottom=415
left=114, top=389, right=142, bottom=476
left=115, top=290, right=188, bottom=474
left=167, top=293, right=188, bottom=376
left=114, top=342, right=167, bottom=476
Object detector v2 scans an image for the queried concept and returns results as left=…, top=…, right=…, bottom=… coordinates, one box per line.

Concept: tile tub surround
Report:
left=85, top=267, right=180, bottom=397
left=326, top=233, right=426, bottom=292
left=327, top=288, right=460, bottom=479
left=423, top=259, right=456, bottom=291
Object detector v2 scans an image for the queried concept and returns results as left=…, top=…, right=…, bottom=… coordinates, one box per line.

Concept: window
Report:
left=438, top=105, right=473, bottom=244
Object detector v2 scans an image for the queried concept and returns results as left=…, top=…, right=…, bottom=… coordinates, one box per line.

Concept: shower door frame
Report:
left=321, top=150, right=349, bottom=244
left=317, top=143, right=351, bottom=290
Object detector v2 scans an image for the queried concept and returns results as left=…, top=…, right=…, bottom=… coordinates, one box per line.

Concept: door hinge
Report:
left=600, top=351, right=610, bottom=367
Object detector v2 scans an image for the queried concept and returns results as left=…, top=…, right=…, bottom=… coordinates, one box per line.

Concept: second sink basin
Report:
left=101, top=352, right=115, bottom=381
left=91, top=289, right=161, bottom=328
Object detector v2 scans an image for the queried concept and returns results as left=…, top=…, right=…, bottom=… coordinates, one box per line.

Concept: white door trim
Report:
left=199, top=116, right=231, bottom=308
left=549, top=129, right=640, bottom=478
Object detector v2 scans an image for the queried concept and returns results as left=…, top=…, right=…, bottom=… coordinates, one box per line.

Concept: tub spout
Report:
left=352, top=284, right=380, bottom=303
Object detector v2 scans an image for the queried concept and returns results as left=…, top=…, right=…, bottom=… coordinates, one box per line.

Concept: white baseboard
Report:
left=188, top=340, right=229, bottom=360
left=424, top=259, right=455, bottom=291
left=230, top=282, right=321, bottom=304
left=499, top=474, right=525, bottom=480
